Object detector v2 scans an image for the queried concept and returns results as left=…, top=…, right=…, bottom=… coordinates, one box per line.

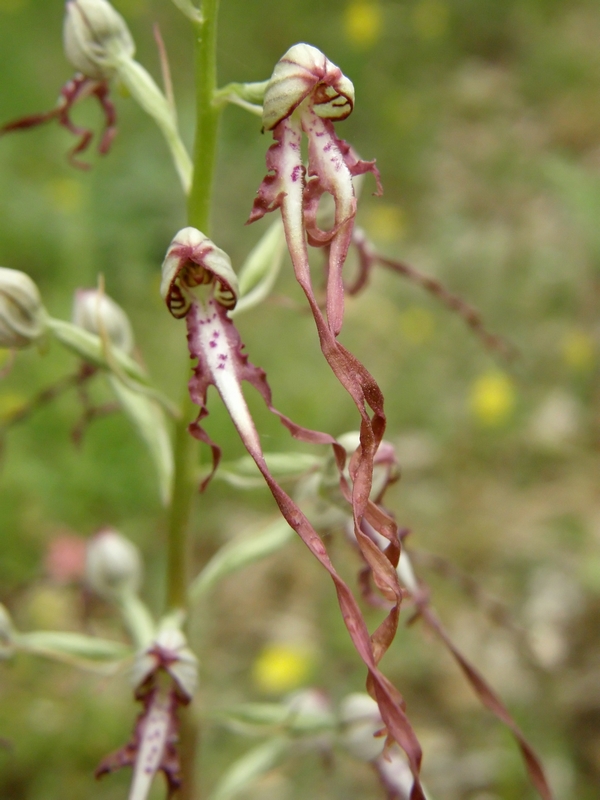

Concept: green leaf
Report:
left=208, top=737, right=290, bottom=800
left=17, top=630, right=130, bottom=670
left=108, top=375, right=174, bottom=505
left=48, top=317, right=148, bottom=383
left=189, top=519, right=294, bottom=601
left=232, top=220, right=286, bottom=316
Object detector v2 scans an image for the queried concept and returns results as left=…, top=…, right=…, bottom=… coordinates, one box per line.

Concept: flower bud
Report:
left=339, top=693, right=386, bottom=761
left=85, top=528, right=142, bottom=599
left=284, top=689, right=334, bottom=736
left=63, top=0, right=135, bottom=80
left=0, top=267, right=47, bottom=349
left=72, top=288, right=134, bottom=354
left=262, top=43, right=355, bottom=132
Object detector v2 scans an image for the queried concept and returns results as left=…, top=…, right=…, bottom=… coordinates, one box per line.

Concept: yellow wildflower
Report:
left=344, top=1, right=382, bottom=49
left=252, top=643, right=314, bottom=695
left=470, top=371, right=516, bottom=426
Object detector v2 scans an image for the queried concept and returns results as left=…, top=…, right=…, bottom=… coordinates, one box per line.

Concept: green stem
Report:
left=188, top=0, right=221, bottom=232
left=165, top=0, right=221, bottom=612
left=166, top=391, right=199, bottom=610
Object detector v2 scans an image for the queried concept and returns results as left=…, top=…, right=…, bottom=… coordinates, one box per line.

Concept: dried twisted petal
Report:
left=262, top=43, right=354, bottom=131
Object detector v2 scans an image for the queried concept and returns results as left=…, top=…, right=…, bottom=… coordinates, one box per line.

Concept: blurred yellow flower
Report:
left=561, top=329, right=595, bottom=371
left=344, top=1, right=382, bottom=49
left=400, top=306, right=435, bottom=345
left=252, top=643, right=314, bottom=694
left=364, top=204, right=406, bottom=243
left=470, top=371, right=516, bottom=426
left=412, top=0, right=449, bottom=41
left=45, top=178, right=84, bottom=214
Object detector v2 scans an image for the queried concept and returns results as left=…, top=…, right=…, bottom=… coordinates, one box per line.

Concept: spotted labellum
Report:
left=249, top=42, right=382, bottom=337
left=96, top=627, right=198, bottom=800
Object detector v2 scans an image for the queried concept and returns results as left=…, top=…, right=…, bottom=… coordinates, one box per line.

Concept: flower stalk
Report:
left=166, top=0, right=221, bottom=616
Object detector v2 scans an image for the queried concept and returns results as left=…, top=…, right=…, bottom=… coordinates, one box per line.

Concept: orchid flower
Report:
left=249, top=42, right=381, bottom=337
left=0, top=0, right=132, bottom=167
left=1, top=0, right=191, bottom=188
left=96, top=626, right=198, bottom=800
left=247, top=46, right=392, bottom=600
left=161, top=227, right=427, bottom=799
left=0, top=74, right=117, bottom=169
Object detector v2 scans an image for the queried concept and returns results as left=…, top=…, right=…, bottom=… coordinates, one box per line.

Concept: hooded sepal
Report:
left=249, top=43, right=380, bottom=337
left=161, top=227, right=238, bottom=318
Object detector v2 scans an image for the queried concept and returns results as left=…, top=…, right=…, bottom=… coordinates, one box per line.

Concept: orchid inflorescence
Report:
left=0, top=2, right=553, bottom=800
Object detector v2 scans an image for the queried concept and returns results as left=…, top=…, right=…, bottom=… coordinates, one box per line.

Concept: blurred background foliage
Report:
left=1, top=0, right=600, bottom=798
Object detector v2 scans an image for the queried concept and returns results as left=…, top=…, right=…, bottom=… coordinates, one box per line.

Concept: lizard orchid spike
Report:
left=249, top=42, right=382, bottom=337
left=161, top=229, right=427, bottom=799
left=161, top=226, right=335, bottom=483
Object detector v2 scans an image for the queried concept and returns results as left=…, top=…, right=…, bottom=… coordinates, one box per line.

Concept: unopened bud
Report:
left=86, top=528, right=142, bottom=599
left=72, top=288, right=134, bottom=354
left=0, top=267, right=47, bottom=349
left=262, top=43, right=355, bottom=132
left=63, top=0, right=135, bottom=80
left=284, top=689, right=334, bottom=736
left=339, top=693, right=385, bottom=761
